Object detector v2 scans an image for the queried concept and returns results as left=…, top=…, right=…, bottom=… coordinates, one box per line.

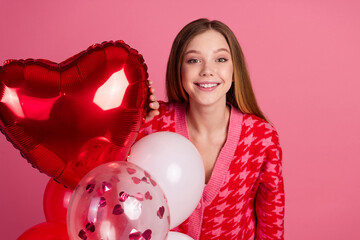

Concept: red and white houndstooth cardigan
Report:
left=137, top=102, right=284, bottom=240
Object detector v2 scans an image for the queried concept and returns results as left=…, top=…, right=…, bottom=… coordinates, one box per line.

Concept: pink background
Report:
left=1, top=0, right=359, bottom=239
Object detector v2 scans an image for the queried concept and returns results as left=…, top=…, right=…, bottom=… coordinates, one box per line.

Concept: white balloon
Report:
left=167, top=231, right=194, bottom=240
left=128, top=131, right=205, bottom=229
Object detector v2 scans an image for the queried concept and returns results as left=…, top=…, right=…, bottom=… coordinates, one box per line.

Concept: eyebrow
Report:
left=184, top=48, right=231, bottom=55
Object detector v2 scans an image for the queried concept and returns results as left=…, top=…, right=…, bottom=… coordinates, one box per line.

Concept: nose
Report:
left=200, top=62, right=214, bottom=77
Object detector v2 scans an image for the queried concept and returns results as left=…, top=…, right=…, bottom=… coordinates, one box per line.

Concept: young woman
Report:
left=143, top=18, right=284, bottom=240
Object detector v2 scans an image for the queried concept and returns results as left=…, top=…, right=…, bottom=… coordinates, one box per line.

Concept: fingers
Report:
left=147, top=81, right=158, bottom=110
left=148, top=80, right=155, bottom=93
left=145, top=80, right=160, bottom=122
left=149, top=100, right=159, bottom=110
left=145, top=109, right=159, bottom=122
left=149, top=86, right=155, bottom=95
left=147, top=109, right=160, bottom=118
left=149, top=93, right=157, bottom=102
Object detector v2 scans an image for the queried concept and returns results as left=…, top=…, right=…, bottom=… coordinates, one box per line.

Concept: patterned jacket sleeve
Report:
left=255, top=129, right=285, bottom=239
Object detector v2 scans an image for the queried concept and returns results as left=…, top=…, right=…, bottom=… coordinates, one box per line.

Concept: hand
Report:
left=146, top=80, right=159, bottom=122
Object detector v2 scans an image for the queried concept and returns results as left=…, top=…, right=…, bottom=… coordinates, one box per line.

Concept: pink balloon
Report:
left=18, top=222, right=68, bottom=240
left=128, top=132, right=205, bottom=229
left=67, top=161, right=169, bottom=240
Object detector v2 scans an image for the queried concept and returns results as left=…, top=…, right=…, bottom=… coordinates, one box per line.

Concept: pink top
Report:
left=137, top=101, right=284, bottom=239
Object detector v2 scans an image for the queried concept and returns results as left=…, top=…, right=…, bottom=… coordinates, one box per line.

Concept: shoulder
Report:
left=240, top=113, right=280, bottom=147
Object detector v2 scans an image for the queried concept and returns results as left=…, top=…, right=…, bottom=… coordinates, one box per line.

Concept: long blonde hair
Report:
left=166, top=18, right=266, bottom=121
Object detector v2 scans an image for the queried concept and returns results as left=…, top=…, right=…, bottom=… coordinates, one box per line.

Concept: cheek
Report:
left=181, top=65, right=192, bottom=78
left=180, top=66, right=193, bottom=85
left=220, top=65, right=234, bottom=81
left=180, top=69, right=189, bottom=93
left=180, top=66, right=187, bottom=82
left=181, top=77, right=190, bottom=94
left=229, top=65, right=234, bottom=81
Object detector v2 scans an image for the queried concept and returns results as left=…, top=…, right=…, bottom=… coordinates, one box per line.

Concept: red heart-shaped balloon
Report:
left=0, top=40, right=149, bottom=189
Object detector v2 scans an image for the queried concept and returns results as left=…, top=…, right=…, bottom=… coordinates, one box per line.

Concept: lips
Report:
left=194, top=82, right=220, bottom=90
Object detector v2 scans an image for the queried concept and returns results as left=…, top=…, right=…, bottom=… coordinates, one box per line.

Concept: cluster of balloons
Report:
left=1, top=41, right=205, bottom=240
left=67, top=131, right=205, bottom=240
left=18, top=132, right=204, bottom=240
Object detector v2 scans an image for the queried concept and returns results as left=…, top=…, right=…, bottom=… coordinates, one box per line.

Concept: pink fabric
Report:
left=137, top=101, right=284, bottom=239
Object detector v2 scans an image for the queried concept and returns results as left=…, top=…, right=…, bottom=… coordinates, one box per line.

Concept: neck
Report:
left=186, top=101, right=230, bottom=136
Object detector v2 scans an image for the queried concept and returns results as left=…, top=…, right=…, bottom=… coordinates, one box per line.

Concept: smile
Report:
left=195, top=83, right=220, bottom=88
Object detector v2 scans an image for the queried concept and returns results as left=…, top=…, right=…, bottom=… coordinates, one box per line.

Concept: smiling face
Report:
left=181, top=30, right=234, bottom=108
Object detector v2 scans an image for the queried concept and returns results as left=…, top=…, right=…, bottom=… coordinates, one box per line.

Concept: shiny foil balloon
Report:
left=0, top=41, right=149, bottom=189
left=67, top=161, right=169, bottom=240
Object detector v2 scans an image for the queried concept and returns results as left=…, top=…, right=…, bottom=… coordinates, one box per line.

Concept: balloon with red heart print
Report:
left=0, top=41, right=149, bottom=189
left=67, top=161, right=170, bottom=240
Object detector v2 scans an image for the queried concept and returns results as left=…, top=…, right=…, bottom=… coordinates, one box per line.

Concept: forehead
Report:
left=185, top=30, right=230, bottom=52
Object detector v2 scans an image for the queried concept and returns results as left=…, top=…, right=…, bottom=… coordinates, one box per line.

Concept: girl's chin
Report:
left=188, top=97, right=227, bottom=108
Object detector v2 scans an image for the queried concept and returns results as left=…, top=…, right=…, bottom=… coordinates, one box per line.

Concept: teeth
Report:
left=198, top=83, right=218, bottom=88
